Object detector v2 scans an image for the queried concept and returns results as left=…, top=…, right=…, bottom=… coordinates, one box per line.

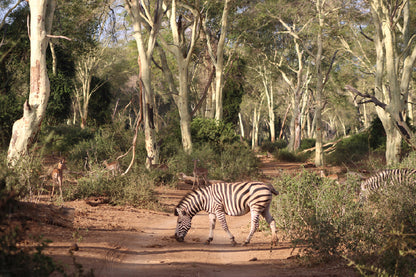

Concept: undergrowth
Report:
left=272, top=168, right=416, bottom=276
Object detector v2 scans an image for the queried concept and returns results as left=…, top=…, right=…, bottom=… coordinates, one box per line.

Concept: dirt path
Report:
left=29, top=156, right=357, bottom=276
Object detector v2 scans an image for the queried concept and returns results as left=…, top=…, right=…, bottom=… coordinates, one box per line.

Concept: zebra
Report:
left=359, top=168, right=416, bottom=202
left=174, top=181, right=279, bottom=246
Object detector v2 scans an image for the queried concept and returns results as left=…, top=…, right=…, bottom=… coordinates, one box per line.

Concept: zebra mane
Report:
left=174, top=187, right=206, bottom=215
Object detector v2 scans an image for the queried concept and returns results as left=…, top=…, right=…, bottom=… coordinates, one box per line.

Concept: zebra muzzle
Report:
left=175, top=234, right=184, bottom=242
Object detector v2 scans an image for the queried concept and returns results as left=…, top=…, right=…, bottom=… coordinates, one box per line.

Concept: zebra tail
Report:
left=265, top=183, right=279, bottom=195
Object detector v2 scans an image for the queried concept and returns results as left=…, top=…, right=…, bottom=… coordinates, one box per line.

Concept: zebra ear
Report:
left=174, top=208, right=179, bottom=216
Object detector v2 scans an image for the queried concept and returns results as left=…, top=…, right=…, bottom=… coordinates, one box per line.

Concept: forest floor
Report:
left=22, top=155, right=358, bottom=276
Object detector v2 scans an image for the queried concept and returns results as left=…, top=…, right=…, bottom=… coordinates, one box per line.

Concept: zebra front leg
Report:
left=242, top=211, right=260, bottom=246
left=205, top=213, right=216, bottom=245
left=216, top=211, right=237, bottom=246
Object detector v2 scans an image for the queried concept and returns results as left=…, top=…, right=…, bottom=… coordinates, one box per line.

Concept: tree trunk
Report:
left=125, top=0, right=164, bottom=166
left=314, top=0, right=324, bottom=167
left=159, top=0, right=200, bottom=154
left=238, top=112, right=245, bottom=138
left=203, top=0, right=231, bottom=121
left=7, top=0, right=56, bottom=165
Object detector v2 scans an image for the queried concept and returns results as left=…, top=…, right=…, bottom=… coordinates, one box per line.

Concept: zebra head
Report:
left=174, top=208, right=192, bottom=242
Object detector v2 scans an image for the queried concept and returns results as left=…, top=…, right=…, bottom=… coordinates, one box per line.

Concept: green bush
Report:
left=40, top=125, right=95, bottom=154
left=368, top=116, right=386, bottom=150
left=326, top=133, right=369, bottom=165
left=272, top=171, right=361, bottom=260
left=299, top=138, right=316, bottom=151
left=272, top=168, right=416, bottom=275
left=191, top=117, right=239, bottom=151
left=0, top=157, right=64, bottom=276
left=275, top=149, right=310, bottom=163
left=260, top=140, right=288, bottom=153
left=65, top=171, right=159, bottom=209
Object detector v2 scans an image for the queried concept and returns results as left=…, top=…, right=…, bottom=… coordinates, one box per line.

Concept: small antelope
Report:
left=103, top=160, right=122, bottom=176
left=193, top=159, right=208, bottom=189
left=51, top=158, right=67, bottom=198
left=147, top=156, right=169, bottom=171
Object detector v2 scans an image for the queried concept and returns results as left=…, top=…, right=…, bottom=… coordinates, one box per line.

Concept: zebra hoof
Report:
left=241, top=241, right=249, bottom=246
left=231, top=240, right=237, bottom=246
left=204, top=238, right=213, bottom=245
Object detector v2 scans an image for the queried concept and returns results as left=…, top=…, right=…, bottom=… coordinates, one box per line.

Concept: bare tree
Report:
left=202, top=0, right=231, bottom=121
left=7, top=0, right=56, bottom=165
left=345, top=0, right=416, bottom=164
left=125, top=0, right=165, bottom=167
left=158, top=0, right=201, bottom=154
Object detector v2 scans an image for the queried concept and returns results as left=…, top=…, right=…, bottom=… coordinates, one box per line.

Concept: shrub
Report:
left=275, top=149, right=310, bottom=163
left=271, top=171, right=361, bottom=260
left=0, top=157, right=64, bottom=276
left=272, top=168, right=416, bottom=275
left=368, top=116, right=386, bottom=150
left=299, top=138, right=315, bottom=151
left=191, top=117, right=239, bottom=151
left=40, top=125, right=95, bottom=154
left=260, top=140, right=288, bottom=153
left=65, top=170, right=159, bottom=209
left=326, top=133, right=369, bottom=165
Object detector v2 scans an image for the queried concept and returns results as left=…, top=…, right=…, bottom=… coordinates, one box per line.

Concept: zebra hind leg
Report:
left=242, top=211, right=260, bottom=246
left=205, top=213, right=216, bottom=245
left=216, top=211, right=237, bottom=246
left=262, top=209, right=278, bottom=246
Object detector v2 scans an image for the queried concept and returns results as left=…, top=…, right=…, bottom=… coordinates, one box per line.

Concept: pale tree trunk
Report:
left=251, top=107, right=260, bottom=150
left=368, top=0, right=416, bottom=164
left=159, top=0, right=200, bottom=154
left=203, top=0, right=231, bottom=121
left=238, top=112, right=245, bottom=138
left=314, top=0, right=324, bottom=167
left=277, top=40, right=307, bottom=151
left=252, top=62, right=276, bottom=143
left=49, top=42, right=57, bottom=75
left=251, top=95, right=264, bottom=150
left=7, top=0, right=56, bottom=165
left=73, top=48, right=108, bottom=129
left=125, top=0, right=165, bottom=167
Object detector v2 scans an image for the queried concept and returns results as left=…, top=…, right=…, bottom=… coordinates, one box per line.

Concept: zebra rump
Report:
left=359, top=168, right=416, bottom=202
left=174, top=181, right=279, bottom=246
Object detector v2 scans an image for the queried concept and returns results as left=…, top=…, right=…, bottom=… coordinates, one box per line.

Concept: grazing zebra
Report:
left=174, top=181, right=279, bottom=246
left=359, top=169, right=416, bottom=202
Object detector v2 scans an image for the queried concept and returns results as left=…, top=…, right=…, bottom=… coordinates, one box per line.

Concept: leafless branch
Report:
left=46, top=34, right=72, bottom=41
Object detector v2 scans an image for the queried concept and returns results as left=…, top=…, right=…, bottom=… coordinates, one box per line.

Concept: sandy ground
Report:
left=25, top=156, right=357, bottom=276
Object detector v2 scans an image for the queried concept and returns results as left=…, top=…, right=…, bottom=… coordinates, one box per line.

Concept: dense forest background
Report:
left=1, top=0, right=415, bottom=166
left=1, top=0, right=416, bottom=276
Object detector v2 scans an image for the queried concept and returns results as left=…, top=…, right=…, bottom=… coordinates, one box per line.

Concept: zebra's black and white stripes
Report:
left=174, top=181, right=279, bottom=246
left=360, top=169, right=416, bottom=202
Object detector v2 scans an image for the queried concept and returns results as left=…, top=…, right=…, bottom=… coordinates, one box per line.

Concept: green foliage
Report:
left=0, top=92, right=23, bottom=150
left=326, top=133, right=369, bottom=165
left=272, top=171, right=361, bottom=260
left=87, top=77, right=113, bottom=126
left=46, top=72, right=72, bottom=124
left=368, top=116, right=386, bottom=150
left=0, top=158, right=64, bottom=276
left=275, top=149, right=310, bottom=163
left=260, top=140, right=288, bottom=153
left=65, top=171, right=159, bottom=209
left=40, top=125, right=95, bottom=155
left=211, top=142, right=259, bottom=181
left=191, top=117, right=239, bottom=150
left=223, top=57, right=246, bottom=125
left=272, top=166, right=416, bottom=275
left=299, top=138, right=316, bottom=151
